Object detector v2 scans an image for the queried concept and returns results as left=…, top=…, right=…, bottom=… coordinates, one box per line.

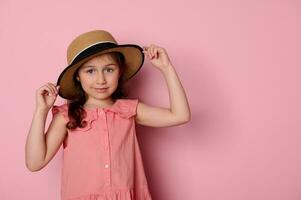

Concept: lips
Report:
left=95, top=87, right=108, bottom=89
left=94, top=87, right=108, bottom=92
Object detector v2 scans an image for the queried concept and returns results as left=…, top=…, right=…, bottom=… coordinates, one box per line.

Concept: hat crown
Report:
left=67, top=30, right=118, bottom=64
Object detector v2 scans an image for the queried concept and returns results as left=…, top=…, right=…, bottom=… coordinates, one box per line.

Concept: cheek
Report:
left=80, top=76, right=94, bottom=88
left=108, top=71, right=120, bottom=81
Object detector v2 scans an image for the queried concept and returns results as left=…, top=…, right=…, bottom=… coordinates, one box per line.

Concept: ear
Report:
left=76, top=75, right=80, bottom=82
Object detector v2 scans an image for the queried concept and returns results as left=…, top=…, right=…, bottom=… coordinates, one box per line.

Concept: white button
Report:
left=104, top=164, right=109, bottom=168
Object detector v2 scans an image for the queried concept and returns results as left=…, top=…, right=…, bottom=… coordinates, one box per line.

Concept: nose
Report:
left=96, top=71, right=106, bottom=84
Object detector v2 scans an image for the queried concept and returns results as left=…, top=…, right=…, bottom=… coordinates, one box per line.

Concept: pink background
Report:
left=0, top=0, right=299, bottom=199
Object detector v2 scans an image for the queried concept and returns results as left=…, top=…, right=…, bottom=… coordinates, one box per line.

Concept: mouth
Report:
left=94, top=87, right=108, bottom=93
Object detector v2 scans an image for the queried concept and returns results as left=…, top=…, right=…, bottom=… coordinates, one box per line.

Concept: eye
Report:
left=86, top=69, right=95, bottom=74
left=106, top=68, right=114, bottom=73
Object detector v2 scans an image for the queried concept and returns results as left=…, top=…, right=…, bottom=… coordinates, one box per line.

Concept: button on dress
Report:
left=51, top=98, right=152, bottom=200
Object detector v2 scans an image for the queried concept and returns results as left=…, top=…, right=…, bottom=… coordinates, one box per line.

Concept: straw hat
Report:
left=56, top=30, right=144, bottom=100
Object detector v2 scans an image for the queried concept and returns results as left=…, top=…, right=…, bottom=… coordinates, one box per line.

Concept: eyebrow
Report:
left=81, top=63, right=116, bottom=69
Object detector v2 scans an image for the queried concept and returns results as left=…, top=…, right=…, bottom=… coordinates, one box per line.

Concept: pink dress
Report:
left=51, top=98, right=152, bottom=200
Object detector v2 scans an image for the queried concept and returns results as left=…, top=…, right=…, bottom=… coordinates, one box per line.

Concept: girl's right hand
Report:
left=35, top=83, right=60, bottom=111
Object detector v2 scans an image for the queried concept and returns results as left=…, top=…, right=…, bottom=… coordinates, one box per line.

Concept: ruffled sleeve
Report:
left=127, top=98, right=139, bottom=118
left=51, top=103, right=69, bottom=122
left=112, top=98, right=139, bottom=119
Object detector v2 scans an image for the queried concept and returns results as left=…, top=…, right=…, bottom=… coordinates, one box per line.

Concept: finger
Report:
left=45, top=84, right=55, bottom=96
left=142, top=46, right=148, bottom=57
left=146, top=47, right=151, bottom=59
left=152, top=45, right=157, bottom=58
left=51, top=85, right=59, bottom=95
left=149, top=50, right=153, bottom=59
left=145, top=46, right=153, bottom=59
left=49, top=83, right=59, bottom=94
left=39, top=85, right=52, bottom=96
left=146, top=46, right=151, bottom=58
left=50, top=83, right=59, bottom=95
left=46, top=83, right=56, bottom=95
left=152, top=47, right=158, bottom=59
left=56, top=85, right=60, bottom=93
left=146, top=48, right=152, bottom=59
left=142, top=46, right=148, bottom=53
left=150, top=46, right=155, bottom=59
left=154, top=49, right=158, bottom=59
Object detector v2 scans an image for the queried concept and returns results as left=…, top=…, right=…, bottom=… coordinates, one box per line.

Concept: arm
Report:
left=25, top=108, right=48, bottom=171
left=135, top=45, right=191, bottom=127
left=25, top=83, right=67, bottom=172
left=25, top=108, right=67, bottom=172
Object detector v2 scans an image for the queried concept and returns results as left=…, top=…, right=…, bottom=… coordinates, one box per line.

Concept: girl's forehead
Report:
left=81, top=54, right=117, bottom=68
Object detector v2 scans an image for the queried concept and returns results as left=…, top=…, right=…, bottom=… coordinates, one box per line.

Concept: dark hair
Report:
left=64, top=52, right=128, bottom=130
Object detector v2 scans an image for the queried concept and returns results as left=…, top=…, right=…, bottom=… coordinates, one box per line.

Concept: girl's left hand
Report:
left=142, top=44, right=172, bottom=71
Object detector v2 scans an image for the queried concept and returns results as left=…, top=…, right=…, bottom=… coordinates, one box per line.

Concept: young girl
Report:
left=25, top=30, right=190, bottom=200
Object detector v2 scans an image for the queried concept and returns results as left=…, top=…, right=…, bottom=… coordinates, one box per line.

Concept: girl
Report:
left=25, top=30, right=190, bottom=200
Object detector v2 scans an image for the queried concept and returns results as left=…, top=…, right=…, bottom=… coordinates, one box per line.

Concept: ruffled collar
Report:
left=83, top=99, right=135, bottom=120
left=69, top=99, right=136, bottom=132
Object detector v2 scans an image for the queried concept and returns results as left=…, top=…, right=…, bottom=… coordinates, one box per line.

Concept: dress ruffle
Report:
left=107, top=98, right=138, bottom=119
left=51, top=99, right=139, bottom=129
left=52, top=104, right=69, bottom=121
left=67, top=186, right=152, bottom=200
left=72, top=99, right=138, bottom=132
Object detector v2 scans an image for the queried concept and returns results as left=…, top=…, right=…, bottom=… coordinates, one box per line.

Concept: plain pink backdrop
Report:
left=0, top=0, right=299, bottom=199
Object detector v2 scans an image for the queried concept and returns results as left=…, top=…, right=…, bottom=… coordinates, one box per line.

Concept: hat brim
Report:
left=57, top=44, right=144, bottom=100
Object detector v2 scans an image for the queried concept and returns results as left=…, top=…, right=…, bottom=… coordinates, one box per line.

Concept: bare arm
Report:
left=25, top=107, right=67, bottom=172
left=136, top=45, right=190, bottom=127
left=25, top=83, right=66, bottom=172
left=25, top=108, right=48, bottom=171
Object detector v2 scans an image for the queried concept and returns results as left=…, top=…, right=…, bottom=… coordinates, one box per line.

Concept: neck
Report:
left=83, top=98, right=115, bottom=109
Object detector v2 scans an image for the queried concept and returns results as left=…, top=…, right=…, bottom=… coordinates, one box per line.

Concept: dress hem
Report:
left=64, top=186, right=152, bottom=200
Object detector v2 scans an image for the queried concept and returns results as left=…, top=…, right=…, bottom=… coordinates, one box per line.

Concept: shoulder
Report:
left=117, top=98, right=139, bottom=107
left=117, top=98, right=139, bottom=109
left=52, top=103, right=68, bottom=113
left=51, top=103, right=69, bottom=122
left=114, top=98, right=139, bottom=118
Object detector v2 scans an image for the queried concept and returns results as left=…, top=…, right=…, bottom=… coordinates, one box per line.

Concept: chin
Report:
left=96, top=89, right=114, bottom=97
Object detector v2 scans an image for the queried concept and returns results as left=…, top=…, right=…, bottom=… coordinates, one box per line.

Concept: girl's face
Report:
left=76, top=53, right=121, bottom=102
